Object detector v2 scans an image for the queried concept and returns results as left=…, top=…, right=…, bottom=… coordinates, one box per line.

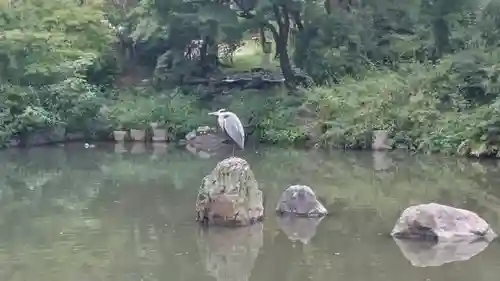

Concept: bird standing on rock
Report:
left=208, top=109, right=245, bottom=156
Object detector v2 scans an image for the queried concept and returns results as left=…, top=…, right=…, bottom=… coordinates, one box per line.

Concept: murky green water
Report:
left=0, top=143, right=499, bottom=281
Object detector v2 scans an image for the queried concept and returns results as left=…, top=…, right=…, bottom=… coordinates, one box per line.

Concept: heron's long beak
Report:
left=208, top=111, right=218, bottom=116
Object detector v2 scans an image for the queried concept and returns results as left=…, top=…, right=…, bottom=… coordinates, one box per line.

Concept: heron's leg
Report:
left=232, top=144, right=235, bottom=156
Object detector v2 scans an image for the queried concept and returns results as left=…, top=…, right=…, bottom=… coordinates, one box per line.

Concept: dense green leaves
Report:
left=0, top=0, right=114, bottom=85
left=0, top=0, right=115, bottom=144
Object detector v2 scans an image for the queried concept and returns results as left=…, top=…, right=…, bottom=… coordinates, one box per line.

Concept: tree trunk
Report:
left=276, top=39, right=294, bottom=83
left=432, top=17, right=450, bottom=58
left=274, top=5, right=295, bottom=84
left=259, top=26, right=267, bottom=52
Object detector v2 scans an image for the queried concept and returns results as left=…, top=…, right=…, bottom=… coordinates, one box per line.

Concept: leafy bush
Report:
left=301, top=53, right=500, bottom=155
left=105, top=87, right=208, bottom=137
left=0, top=78, right=107, bottom=145
left=226, top=88, right=307, bottom=144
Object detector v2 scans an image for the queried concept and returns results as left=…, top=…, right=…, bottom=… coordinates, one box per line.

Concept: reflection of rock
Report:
left=151, top=142, right=168, bottom=157
left=393, top=238, right=492, bottom=267
left=391, top=203, right=497, bottom=242
left=276, top=185, right=328, bottom=217
left=197, top=222, right=263, bottom=281
left=196, top=157, right=264, bottom=226
left=186, top=143, right=216, bottom=159
left=114, top=142, right=128, bottom=153
left=276, top=215, right=325, bottom=244
left=372, top=151, right=393, bottom=171
left=130, top=142, right=146, bottom=154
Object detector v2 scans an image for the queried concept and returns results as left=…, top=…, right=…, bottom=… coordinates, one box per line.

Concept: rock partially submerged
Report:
left=184, top=126, right=228, bottom=154
left=394, top=237, right=493, bottom=267
left=197, top=223, right=263, bottom=281
left=276, top=215, right=325, bottom=244
left=185, top=126, right=217, bottom=141
left=196, top=157, right=264, bottom=226
left=391, top=203, right=497, bottom=242
left=276, top=185, right=328, bottom=217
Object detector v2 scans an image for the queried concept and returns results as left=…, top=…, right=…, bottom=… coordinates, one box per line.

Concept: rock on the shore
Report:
left=195, top=157, right=264, bottom=226
left=186, top=126, right=218, bottom=141
left=276, top=185, right=328, bottom=217
left=372, top=130, right=391, bottom=150
left=391, top=203, right=497, bottom=242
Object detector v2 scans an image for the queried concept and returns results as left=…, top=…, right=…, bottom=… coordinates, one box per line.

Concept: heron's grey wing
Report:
left=223, top=114, right=245, bottom=149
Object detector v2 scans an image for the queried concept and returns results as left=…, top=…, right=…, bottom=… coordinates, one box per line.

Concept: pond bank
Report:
left=5, top=124, right=500, bottom=161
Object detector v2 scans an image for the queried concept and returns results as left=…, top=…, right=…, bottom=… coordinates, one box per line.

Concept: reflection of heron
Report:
left=208, top=109, right=245, bottom=156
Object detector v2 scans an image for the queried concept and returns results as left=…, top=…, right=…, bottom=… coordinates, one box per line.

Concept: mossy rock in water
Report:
left=195, top=157, right=264, bottom=227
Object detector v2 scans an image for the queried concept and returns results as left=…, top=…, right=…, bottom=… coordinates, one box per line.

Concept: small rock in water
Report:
left=276, top=185, right=328, bottom=217
left=185, top=130, right=197, bottom=141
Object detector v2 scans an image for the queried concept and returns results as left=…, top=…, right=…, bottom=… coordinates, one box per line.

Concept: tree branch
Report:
left=291, top=11, right=303, bottom=31
left=272, top=4, right=283, bottom=28
left=282, top=5, right=290, bottom=40
left=236, top=12, right=279, bottom=40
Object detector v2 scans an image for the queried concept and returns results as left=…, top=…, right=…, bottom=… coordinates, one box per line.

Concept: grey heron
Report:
left=208, top=109, right=245, bottom=155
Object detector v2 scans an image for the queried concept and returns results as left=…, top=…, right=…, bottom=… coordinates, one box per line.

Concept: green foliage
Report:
left=105, top=87, right=208, bottom=137
left=302, top=49, right=500, bottom=155
left=225, top=88, right=307, bottom=144
left=0, top=78, right=107, bottom=144
left=0, top=0, right=116, bottom=145
left=0, top=0, right=115, bottom=85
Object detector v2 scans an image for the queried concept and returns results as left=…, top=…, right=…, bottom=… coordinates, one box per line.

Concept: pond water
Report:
left=0, top=142, right=499, bottom=281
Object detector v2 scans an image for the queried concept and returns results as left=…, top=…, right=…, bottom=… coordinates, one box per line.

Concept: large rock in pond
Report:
left=391, top=203, right=497, bottom=242
left=276, top=185, right=328, bottom=217
left=196, top=157, right=264, bottom=226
